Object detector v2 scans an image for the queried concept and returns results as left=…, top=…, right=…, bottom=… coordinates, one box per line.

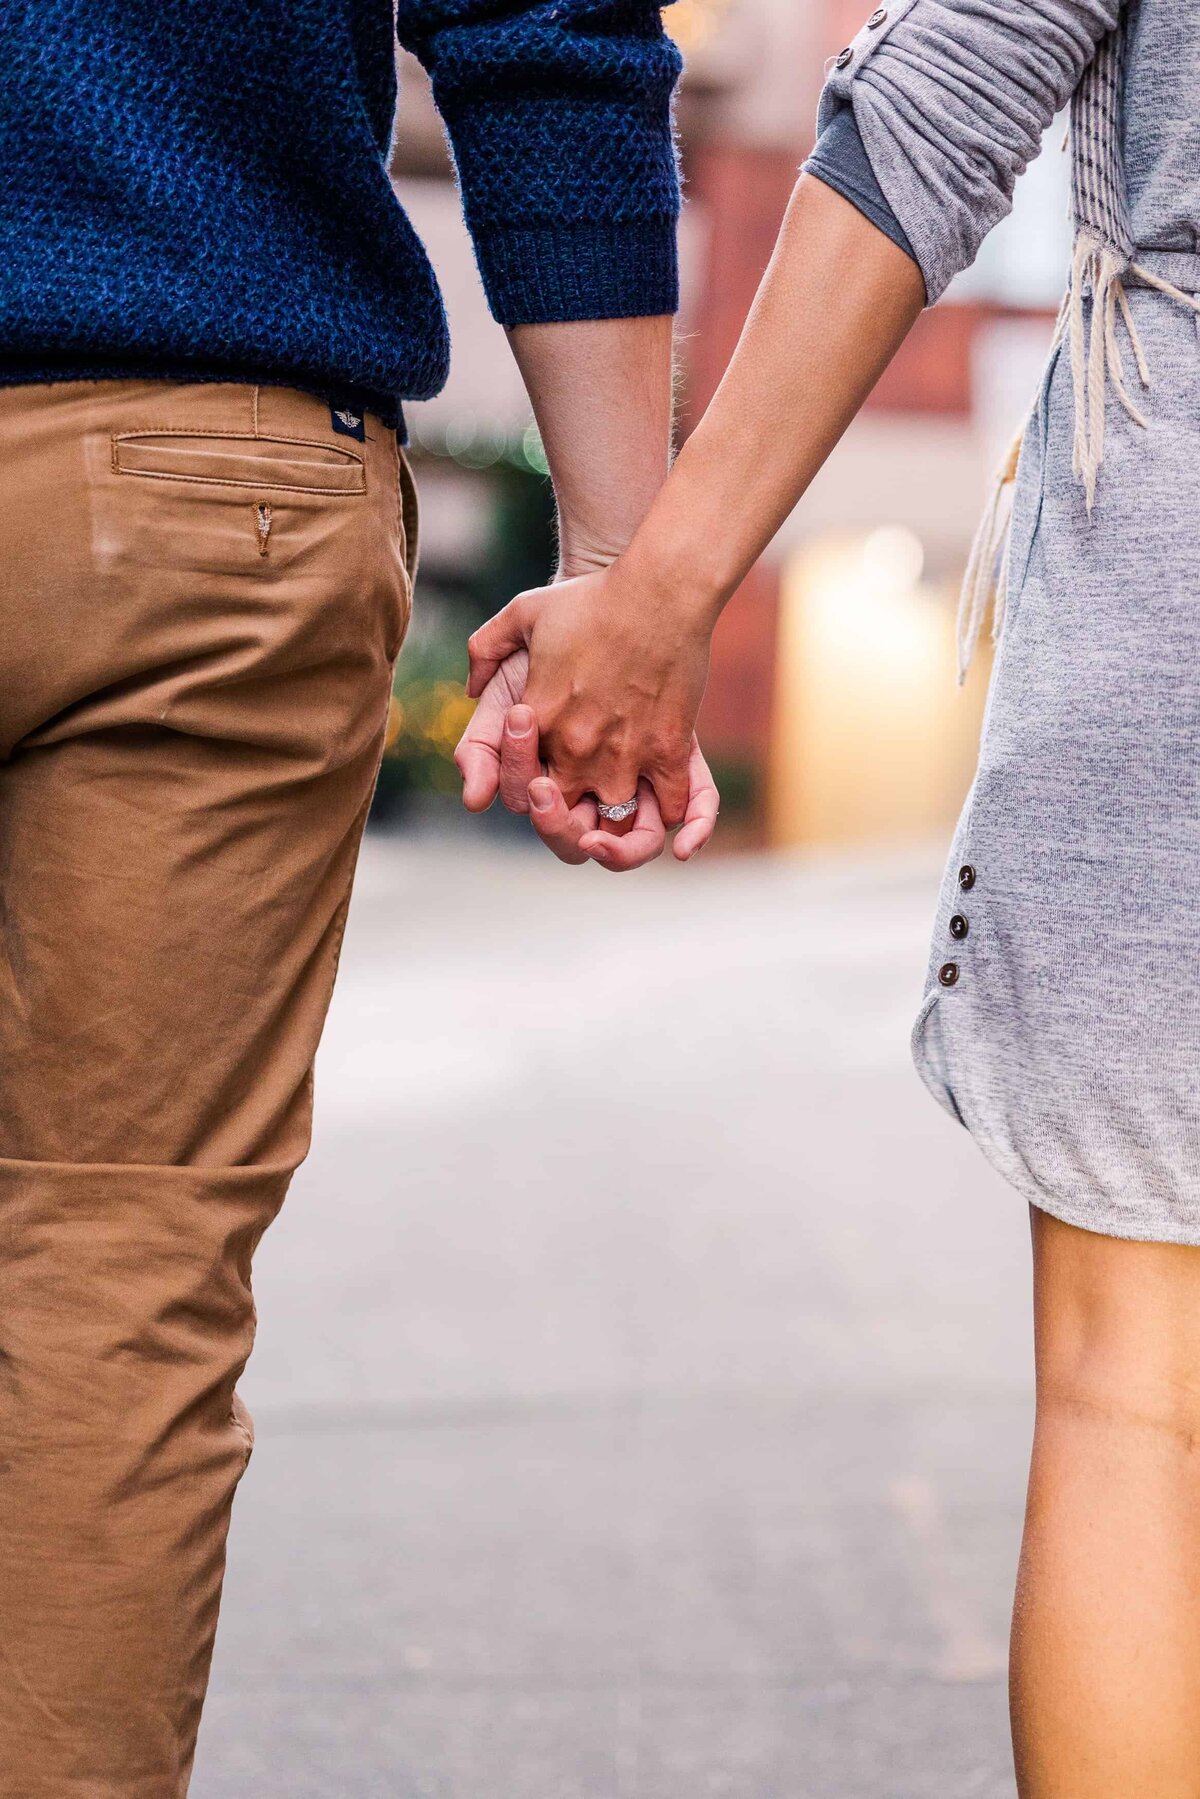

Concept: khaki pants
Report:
left=0, top=380, right=414, bottom=1795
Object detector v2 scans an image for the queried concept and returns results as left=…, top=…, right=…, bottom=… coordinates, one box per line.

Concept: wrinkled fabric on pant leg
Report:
left=0, top=379, right=415, bottom=1795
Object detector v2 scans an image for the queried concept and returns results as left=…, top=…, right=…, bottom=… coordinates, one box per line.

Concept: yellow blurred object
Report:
left=666, top=0, right=734, bottom=55
left=386, top=680, right=477, bottom=759
left=430, top=689, right=475, bottom=751
left=769, top=531, right=990, bottom=848
left=384, top=695, right=404, bottom=751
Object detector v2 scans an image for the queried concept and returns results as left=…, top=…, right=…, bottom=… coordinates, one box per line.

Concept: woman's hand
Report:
left=466, top=557, right=713, bottom=828
left=454, top=526, right=720, bottom=870
left=454, top=657, right=720, bottom=868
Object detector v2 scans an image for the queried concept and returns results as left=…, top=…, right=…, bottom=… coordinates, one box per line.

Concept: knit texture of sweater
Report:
left=0, top=1, right=683, bottom=424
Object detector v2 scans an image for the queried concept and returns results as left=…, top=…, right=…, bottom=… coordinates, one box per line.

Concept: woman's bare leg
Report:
left=1012, top=1206, right=1200, bottom=1797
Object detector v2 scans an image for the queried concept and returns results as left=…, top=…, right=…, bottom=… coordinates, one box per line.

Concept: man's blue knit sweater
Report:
left=0, top=1, right=683, bottom=426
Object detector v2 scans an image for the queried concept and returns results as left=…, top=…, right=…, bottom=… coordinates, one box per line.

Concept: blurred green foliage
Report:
left=372, top=428, right=555, bottom=825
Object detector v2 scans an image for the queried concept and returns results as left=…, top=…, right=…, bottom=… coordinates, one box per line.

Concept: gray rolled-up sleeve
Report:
left=805, top=105, right=918, bottom=269
left=819, top=0, right=1122, bottom=303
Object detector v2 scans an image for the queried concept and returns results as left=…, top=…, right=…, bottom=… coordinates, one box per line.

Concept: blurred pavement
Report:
left=193, top=835, right=1032, bottom=1799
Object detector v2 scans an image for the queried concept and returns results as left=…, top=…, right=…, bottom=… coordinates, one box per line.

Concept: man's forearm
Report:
left=507, top=316, right=675, bottom=574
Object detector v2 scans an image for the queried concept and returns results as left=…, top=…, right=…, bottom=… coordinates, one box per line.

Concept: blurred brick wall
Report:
left=683, top=143, right=802, bottom=427
left=683, top=143, right=801, bottom=807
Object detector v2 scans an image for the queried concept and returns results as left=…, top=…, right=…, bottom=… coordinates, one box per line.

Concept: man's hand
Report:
left=466, top=558, right=713, bottom=827
left=454, top=655, right=720, bottom=868
left=455, top=674, right=600, bottom=866
left=452, top=312, right=697, bottom=866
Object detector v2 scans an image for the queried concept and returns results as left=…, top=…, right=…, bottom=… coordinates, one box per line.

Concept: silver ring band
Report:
left=597, top=795, right=639, bottom=823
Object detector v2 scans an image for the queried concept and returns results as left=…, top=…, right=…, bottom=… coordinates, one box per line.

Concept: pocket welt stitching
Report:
left=110, top=429, right=366, bottom=495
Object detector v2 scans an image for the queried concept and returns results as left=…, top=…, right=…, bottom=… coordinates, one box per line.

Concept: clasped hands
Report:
left=454, top=559, right=720, bottom=871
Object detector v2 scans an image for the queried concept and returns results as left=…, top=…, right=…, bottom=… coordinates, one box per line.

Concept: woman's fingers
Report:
left=540, top=728, right=641, bottom=820
left=526, top=778, right=597, bottom=866
left=578, top=781, right=666, bottom=873
left=647, top=760, right=691, bottom=832
left=552, top=732, right=689, bottom=831
left=457, top=658, right=718, bottom=866
left=672, top=738, right=720, bottom=861
left=590, top=768, right=644, bottom=838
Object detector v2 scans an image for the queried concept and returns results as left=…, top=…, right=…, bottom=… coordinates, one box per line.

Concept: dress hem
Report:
left=912, top=999, right=1200, bottom=1248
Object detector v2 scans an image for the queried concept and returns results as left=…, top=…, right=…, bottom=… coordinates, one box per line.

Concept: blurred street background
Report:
left=194, top=1, right=1075, bottom=1791
left=196, top=838, right=1030, bottom=1798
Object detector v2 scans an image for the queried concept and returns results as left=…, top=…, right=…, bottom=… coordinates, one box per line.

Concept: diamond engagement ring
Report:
left=597, top=796, right=639, bottom=823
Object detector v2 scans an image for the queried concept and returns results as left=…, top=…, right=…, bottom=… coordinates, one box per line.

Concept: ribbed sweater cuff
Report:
left=472, top=219, right=679, bottom=327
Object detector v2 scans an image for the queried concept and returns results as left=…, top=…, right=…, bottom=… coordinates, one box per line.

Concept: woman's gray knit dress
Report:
left=823, top=0, right=1200, bottom=1243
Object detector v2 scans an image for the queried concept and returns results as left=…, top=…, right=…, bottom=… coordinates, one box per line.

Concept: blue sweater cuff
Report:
left=471, top=219, right=679, bottom=327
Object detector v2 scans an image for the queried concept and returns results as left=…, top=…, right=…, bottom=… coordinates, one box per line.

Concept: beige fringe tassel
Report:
left=956, top=233, right=1200, bottom=683
left=955, top=419, right=1025, bottom=685
left=1067, top=228, right=1150, bottom=510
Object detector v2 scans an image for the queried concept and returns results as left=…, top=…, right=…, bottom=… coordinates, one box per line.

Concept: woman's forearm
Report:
left=622, top=174, right=927, bottom=624
left=460, top=176, right=926, bottom=857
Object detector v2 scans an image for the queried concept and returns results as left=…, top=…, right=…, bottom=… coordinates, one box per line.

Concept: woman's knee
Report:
left=1030, top=1205, right=1200, bottom=1448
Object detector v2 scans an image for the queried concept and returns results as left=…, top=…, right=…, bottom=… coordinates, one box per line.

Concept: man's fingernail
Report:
left=507, top=706, right=534, bottom=738
left=529, top=780, right=554, bottom=813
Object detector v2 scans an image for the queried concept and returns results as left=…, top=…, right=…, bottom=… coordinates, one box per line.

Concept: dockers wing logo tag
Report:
left=330, top=405, right=366, bottom=443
